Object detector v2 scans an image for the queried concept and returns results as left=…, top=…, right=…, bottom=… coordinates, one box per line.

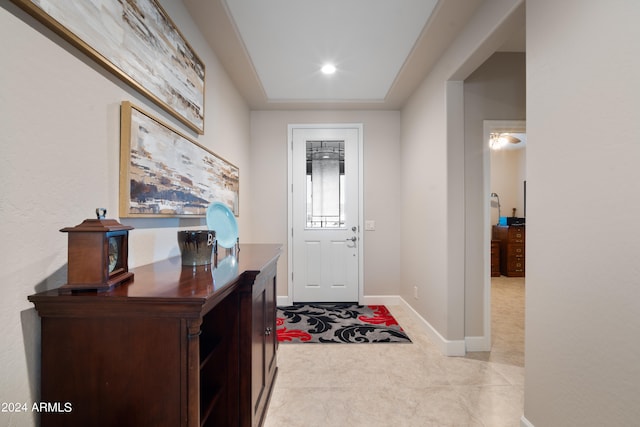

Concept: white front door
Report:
left=290, top=126, right=361, bottom=302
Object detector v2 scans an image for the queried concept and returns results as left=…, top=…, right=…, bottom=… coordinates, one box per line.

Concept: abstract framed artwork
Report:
left=12, top=0, right=205, bottom=134
left=120, top=101, right=238, bottom=218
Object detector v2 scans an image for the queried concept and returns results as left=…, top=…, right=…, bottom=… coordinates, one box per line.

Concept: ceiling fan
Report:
left=489, top=132, right=522, bottom=150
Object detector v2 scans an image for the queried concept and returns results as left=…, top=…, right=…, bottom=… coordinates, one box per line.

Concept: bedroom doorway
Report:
left=483, top=120, right=526, bottom=354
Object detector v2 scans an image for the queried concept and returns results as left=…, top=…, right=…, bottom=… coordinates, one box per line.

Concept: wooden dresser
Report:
left=492, top=225, right=525, bottom=277
left=28, top=244, right=281, bottom=427
left=491, top=240, right=501, bottom=277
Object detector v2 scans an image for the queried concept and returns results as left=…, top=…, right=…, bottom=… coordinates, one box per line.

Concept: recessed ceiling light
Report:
left=321, top=64, right=336, bottom=75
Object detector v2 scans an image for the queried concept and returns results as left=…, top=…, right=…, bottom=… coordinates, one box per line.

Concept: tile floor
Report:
left=264, top=277, right=525, bottom=427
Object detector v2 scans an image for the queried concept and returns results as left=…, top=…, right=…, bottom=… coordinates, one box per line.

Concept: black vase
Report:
left=177, top=230, right=216, bottom=266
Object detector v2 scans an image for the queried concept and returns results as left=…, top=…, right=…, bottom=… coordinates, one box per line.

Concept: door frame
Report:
left=287, top=123, right=364, bottom=305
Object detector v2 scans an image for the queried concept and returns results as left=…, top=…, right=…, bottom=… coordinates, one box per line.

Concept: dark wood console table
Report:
left=28, top=244, right=281, bottom=427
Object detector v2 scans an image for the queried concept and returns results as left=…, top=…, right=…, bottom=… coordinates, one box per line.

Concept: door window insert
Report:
left=305, top=140, right=345, bottom=228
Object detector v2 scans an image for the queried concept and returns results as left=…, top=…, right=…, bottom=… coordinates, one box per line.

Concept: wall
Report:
left=490, top=146, right=526, bottom=224
left=463, top=52, right=526, bottom=338
left=524, top=0, right=640, bottom=425
left=0, top=1, right=250, bottom=425
left=400, top=0, right=524, bottom=350
left=249, top=110, right=401, bottom=299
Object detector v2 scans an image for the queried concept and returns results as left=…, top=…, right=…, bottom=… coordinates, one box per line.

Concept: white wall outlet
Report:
left=413, top=286, right=418, bottom=299
left=365, top=220, right=376, bottom=231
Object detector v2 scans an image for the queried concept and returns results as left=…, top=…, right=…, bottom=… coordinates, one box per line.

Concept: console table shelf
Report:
left=29, top=244, right=281, bottom=427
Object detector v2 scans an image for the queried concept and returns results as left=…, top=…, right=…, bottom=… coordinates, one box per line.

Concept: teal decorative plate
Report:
left=206, top=202, right=238, bottom=248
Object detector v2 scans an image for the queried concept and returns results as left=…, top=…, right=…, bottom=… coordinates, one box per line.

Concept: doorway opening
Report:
left=482, top=120, right=526, bottom=356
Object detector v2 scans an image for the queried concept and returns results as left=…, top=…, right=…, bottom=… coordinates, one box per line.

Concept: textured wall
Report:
left=524, top=0, right=640, bottom=425
left=0, top=1, right=249, bottom=425
left=249, top=110, right=402, bottom=299
left=400, top=0, right=524, bottom=348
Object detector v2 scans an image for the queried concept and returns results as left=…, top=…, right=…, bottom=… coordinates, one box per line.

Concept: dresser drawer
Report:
left=507, top=226, right=525, bottom=243
left=493, top=225, right=526, bottom=277
left=506, top=244, right=525, bottom=258
left=506, top=258, right=525, bottom=276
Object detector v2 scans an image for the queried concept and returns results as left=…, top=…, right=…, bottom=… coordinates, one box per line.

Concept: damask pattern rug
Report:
left=276, top=303, right=412, bottom=343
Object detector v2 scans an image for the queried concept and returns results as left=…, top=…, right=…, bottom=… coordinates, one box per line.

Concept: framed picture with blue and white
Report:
left=119, top=101, right=239, bottom=218
left=11, top=0, right=205, bottom=134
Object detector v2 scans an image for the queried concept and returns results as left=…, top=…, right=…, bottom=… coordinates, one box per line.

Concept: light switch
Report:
left=365, top=220, right=376, bottom=231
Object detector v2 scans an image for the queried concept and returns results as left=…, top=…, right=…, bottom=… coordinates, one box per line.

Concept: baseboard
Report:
left=276, top=295, right=401, bottom=307
left=521, top=415, right=534, bottom=427
left=276, top=296, right=292, bottom=307
left=398, top=297, right=466, bottom=356
left=465, top=335, right=491, bottom=352
left=361, top=295, right=402, bottom=306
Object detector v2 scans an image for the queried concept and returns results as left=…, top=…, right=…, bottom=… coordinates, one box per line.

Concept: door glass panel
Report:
left=306, top=140, right=345, bottom=228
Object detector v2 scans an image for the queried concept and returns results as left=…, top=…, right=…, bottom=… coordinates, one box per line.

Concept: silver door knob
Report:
left=346, top=236, right=357, bottom=242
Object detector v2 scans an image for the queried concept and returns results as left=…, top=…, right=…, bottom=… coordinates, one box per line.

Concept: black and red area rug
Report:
left=276, top=303, right=412, bottom=343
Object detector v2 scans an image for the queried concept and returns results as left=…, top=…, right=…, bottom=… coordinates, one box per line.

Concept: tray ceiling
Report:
left=183, top=0, right=523, bottom=109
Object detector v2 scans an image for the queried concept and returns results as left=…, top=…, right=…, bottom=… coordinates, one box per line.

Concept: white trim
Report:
left=287, top=124, right=364, bottom=304
left=482, top=120, right=526, bottom=353
left=361, top=295, right=402, bottom=306
left=465, top=336, right=490, bottom=352
left=287, top=126, right=293, bottom=304
left=398, top=297, right=466, bottom=356
left=279, top=295, right=400, bottom=307
left=357, top=125, right=364, bottom=304
left=520, top=415, right=534, bottom=427
left=277, top=295, right=292, bottom=307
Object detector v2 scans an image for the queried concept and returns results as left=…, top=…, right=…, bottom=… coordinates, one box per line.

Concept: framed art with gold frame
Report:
left=119, top=101, right=239, bottom=218
left=11, top=0, right=205, bottom=134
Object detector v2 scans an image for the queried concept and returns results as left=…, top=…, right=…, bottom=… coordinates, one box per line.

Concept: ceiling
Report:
left=183, top=0, right=525, bottom=110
